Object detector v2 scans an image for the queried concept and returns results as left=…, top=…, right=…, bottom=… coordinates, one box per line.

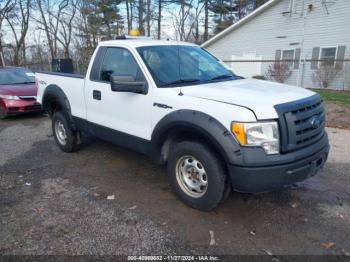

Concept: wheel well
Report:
left=43, top=94, right=62, bottom=117
left=158, top=126, right=227, bottom=166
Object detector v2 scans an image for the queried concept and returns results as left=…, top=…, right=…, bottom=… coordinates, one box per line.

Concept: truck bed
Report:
left=36, top=71, right=87, bottom=119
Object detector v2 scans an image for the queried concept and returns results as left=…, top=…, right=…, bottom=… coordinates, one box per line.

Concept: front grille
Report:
left=8, top=107, right=19, bottom=112
left=274, top=94, right=325, bottom=153
left=25, top=104, right=42, bottom=111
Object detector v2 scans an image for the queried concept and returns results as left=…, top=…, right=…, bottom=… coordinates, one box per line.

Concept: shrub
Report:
left=312, top=61, right=340, bottom=89
left=265, top=62, right=292, bottom=83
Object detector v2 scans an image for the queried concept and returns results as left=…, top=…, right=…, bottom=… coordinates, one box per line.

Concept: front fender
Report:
left=151, top=110, right=243, bottom=165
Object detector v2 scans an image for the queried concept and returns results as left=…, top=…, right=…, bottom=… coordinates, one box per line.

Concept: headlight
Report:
left=231, top=121, right=280, bottom=154
left=0, top=95, right=20, bottom=100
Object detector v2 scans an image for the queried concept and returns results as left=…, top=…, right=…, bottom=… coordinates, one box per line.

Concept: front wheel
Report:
left=167, top=141, right=229, bottom=211
left=0, top=105, right=7, bottom=120
left=52, top=111, right=81, bottom=152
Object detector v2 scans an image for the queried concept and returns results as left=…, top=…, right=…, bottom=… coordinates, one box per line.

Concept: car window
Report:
left=99, top=47, right=145, bottom=82
left=0, top=68, right=35, bottom=85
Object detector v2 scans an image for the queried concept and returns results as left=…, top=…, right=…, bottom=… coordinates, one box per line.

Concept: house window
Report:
left=281, top=50, right=295, bottom=67
left=320, top=47, right=337, bottom=67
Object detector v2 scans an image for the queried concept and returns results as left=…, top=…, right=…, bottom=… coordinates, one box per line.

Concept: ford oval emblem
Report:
left=310, top=115, right=321, bottom=129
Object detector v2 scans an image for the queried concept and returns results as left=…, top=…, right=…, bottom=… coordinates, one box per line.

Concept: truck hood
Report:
left=178, top=79, right=315, bottom=119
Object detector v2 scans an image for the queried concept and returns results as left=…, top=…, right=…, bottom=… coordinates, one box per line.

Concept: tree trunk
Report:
left=130, top=0, right=134, bottom=30
left=180, top=0, right=185, bottom=41
left=0, top=37, right=3, bottom=57
left=14, top=46, right=20, bottom=66
left=126, top=0, right=131, bottom=32
left=204, top=0, right=208, bottom=41
left=64, top=47, right=69, bottom=59
left=138, top=0, right=144, bottom=34
left=157, top=0, right=161, bottom=39
left=37, top=0, right=55, bottom=59
left=22, top=41, right=26, bottom=65
left=106, top=22, right=112, bottom=39
left=146, top=0, right=151, bottom=36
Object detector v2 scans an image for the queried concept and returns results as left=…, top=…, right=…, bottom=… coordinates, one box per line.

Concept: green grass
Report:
left=312, top=89, right=350, bottom=108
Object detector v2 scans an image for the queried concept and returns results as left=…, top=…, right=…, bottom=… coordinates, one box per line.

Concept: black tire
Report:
left=0, top=105, right=7, bottom=120
left=167, top=141, right=228, bottom=211
left=221, top=176, right=232, bottom=203
left=52, top=111, right=81, bottom=152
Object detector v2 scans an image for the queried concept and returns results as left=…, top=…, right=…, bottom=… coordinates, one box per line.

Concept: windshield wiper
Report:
left=210, top=74, right=234, bottom=81
left=160, top=79, right=201, bottom=87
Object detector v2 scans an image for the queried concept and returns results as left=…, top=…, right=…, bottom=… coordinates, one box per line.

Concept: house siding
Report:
left=205, top=0, right=350, bottom=89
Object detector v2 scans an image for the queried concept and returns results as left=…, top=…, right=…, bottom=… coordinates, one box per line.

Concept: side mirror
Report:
left=110, top=75, right=147, bottom=94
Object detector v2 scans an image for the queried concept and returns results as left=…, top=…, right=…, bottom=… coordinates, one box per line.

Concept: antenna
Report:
left=178, top=87, right=184, bottom=96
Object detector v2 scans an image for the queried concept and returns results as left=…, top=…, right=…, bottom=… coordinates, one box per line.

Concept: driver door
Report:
left=84, top=47, right=153, bottom=140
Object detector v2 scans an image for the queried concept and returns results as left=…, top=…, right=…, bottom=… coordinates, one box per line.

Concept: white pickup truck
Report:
left=36, top=39, right=329, bottom=210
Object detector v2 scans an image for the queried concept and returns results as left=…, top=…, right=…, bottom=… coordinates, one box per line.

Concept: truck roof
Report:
left=99, top=39, right=197, bottom=48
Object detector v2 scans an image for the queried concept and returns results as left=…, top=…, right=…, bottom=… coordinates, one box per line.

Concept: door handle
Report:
left=93, top=90, right=101, bottom=100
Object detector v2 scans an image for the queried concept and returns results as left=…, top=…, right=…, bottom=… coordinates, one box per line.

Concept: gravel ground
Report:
left=0, top=115, right=350, bottom=256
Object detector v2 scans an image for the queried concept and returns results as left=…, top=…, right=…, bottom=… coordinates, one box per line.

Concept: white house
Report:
left=202, top=0, right=350, bottom=89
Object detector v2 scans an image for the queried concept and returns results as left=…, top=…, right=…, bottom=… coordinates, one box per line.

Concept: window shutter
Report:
left=311, top=47, right=320, bottom=69
left=294, top=48, right=301, bottom=69
left=335, top=46, right=346, bottom=70
left=275, top=49, right=281, bottom=61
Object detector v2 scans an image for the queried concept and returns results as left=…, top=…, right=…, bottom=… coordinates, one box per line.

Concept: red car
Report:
left=0, top=67, right=42, bottom=119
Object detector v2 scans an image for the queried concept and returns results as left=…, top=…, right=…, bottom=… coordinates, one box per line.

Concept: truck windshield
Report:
left=137, top=45, right=235, bottom=87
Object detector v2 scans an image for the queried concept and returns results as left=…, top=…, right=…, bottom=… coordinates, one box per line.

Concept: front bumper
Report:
left=3, top=99, right=42, bottom=114
left=228, top=142, right=330, bottom=193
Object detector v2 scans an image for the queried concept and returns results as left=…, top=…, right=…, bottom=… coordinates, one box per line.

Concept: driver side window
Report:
left=99, top=47, right=145, bottom=82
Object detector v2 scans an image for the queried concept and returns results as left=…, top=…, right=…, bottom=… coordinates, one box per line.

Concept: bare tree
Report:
left=171, top=0, right=204, bottom=42
left=266, top=62, right=292, bottom=83
left=0, top=0, right=16, bottom=56
left=187, top=1, right=204, bottom=43
left=312, top=62, right=340, bottom=89
left=26, top=32, right=51, bottom=70
left=171, top=0, right=193, bottom=41
left=5, top=0, right=31, bottom=65
left=56, top=0, right=78, bottom=58
left=35, top=0, right=69, bottom=59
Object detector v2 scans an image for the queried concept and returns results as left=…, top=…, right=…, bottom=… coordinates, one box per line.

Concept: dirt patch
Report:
left=325, top=103, right=350, bottom=129
left=1, top=117, right=350, bottom=255
left=41, top=178, right=69, bottom=195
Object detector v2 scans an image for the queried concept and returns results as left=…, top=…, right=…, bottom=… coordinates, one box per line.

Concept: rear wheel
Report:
left=52, top=111, right=81, bottom=152
left=0, top=105, right=7, bottom=120
left=167, top=141, right=228, bottom=211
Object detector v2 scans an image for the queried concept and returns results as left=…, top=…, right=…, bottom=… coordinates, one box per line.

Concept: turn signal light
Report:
left=231, top=122, right=247, bottom=145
